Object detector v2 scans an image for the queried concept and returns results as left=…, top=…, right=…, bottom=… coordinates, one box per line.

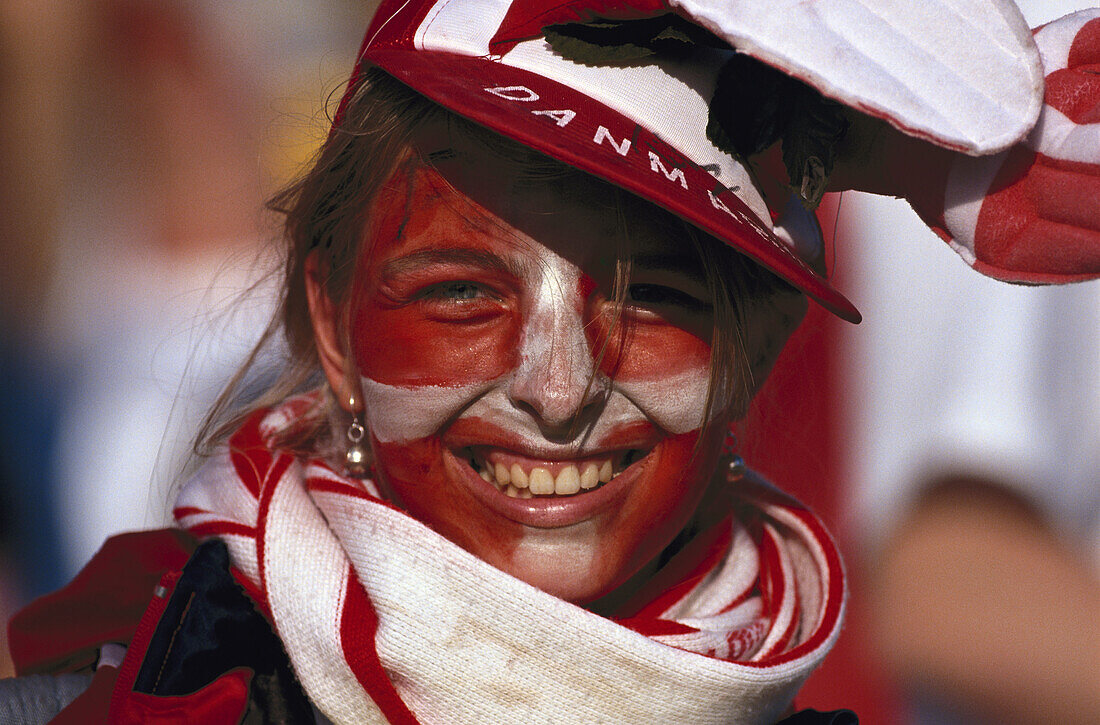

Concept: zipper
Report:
left=106, top=570, right=181, bottom=718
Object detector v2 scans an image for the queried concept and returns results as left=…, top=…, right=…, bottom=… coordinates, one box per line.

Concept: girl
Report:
left=5, top=0, right=1098, bottom=723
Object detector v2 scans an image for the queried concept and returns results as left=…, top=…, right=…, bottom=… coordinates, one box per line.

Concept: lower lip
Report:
left=444, top=448, right=649, bottom=529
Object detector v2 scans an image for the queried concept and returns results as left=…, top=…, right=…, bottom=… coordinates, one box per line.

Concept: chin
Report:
left=373, top=424, right=723, bottom=609
left=491, top=522, right=621, bottom=604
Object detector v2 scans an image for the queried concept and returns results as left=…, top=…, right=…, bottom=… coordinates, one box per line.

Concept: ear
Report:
left=305, top=250, right=360, bottom=413
left=744, top=289, right=808, bottom=395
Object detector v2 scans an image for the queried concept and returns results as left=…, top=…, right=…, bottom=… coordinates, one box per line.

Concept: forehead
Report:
left=362, top=149, right=707, bottom=280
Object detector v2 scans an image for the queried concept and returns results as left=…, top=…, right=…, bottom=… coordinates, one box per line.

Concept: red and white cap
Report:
left=338, top=0, right=1045, bottom=324
left=338, top=0, right=857, bottom=322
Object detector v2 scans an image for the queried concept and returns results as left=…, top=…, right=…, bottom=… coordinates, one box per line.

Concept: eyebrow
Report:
left=381, top=248, right=526, bottom=280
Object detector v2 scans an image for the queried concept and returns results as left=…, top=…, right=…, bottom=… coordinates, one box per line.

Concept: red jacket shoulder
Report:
left=8, top=529, right=196, bottom=675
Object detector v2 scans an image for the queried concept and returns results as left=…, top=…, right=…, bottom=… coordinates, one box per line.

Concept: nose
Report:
left=508, top=276, right=607, bottom=430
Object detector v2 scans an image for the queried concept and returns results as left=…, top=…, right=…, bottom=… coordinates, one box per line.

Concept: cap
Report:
left=336, top=0, right=1042, bottom=324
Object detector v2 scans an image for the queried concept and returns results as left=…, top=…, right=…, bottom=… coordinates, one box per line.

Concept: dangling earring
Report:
left=344, top=397, right=369, bottom=478
left=723, top=427, right=747, bottom=482
left=727, top=454, right=747, bottom=482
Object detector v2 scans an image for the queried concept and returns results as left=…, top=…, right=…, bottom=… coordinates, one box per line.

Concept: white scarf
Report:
left=175, top=399, right=845, bottom=724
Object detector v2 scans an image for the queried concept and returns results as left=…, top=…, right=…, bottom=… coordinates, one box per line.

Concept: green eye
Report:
left=414, top=280, right=504, bottom=323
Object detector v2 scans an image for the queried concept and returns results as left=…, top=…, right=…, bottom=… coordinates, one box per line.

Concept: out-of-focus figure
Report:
left=842, top=195, right=1099, bottom=725
left=0, top=0, right=366, bottom=677
left=840, top=3, right=1100, bottom=723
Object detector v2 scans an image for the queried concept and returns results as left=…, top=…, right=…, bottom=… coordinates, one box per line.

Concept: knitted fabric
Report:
left=175, top=398, right=845, bottom=724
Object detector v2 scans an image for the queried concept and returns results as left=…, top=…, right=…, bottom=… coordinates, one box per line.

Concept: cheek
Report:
left=352, top=307, right=520, bottom=387
left=584, top=297, right=713, bottom=380
left=610, top=323, right=712, bottom=377
left=353, top=307, right=523, bottom=443
left=628, top=430, right=716, bottom=527
left=612, top=427, right=726, bottom=574
left=360, top=376, right=493, bottom=443
left=573, top=429, right=722, bottom=598
left=370, top=437, right=525, bottom=560
left=370, top=437, right=445, bottom=489
left=586, top=307, right=717, bottom=434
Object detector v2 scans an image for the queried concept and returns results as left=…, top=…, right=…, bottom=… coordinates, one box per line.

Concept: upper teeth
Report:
left=477, top=459, right=617, bottom=498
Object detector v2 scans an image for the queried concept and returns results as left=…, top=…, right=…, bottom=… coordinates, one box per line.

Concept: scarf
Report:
left=175, top=399, right=845, bottom=724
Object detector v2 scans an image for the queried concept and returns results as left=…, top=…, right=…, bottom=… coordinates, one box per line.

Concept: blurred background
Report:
left=742, top=2, right=1099, bottom=723
left=0, top=0, right=368, bottom=676
left=1, top=1, right=1096, bottom=723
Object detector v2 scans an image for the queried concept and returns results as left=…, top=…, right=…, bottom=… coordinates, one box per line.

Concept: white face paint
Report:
left=358, top=245, right=718, bottom=447
left=346, top=160, right=744, bottom=605
left=359, top=371, right=715, bottom=443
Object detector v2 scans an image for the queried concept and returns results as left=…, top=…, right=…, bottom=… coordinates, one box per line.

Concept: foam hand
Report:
left=933, top=10, right=1100, bottom=282
left=494, top=1, right=1042, bottom=154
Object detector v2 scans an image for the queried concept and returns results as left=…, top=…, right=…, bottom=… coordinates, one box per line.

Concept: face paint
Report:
left=347, top=157, right=735, bottom=605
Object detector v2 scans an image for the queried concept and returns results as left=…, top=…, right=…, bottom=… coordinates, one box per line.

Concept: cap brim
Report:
left=365, top=47, right=861, bottom=323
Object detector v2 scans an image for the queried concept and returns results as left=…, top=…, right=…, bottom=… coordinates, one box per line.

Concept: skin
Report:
left=873, top=477, right=1100, bottom=725
left=308, top=142, right=802, bottom=608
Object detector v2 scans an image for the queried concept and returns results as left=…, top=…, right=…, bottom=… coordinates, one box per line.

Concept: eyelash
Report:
left=625, top=283, right=711, bottom=312
left=412, top=281, right=505, bottom=322
left=418, top=281, right=487, bottom=301
left=407, top=281, right=708, bottom=323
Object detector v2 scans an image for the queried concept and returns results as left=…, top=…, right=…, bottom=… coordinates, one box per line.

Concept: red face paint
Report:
left=348, top=154, right=733, bottom=605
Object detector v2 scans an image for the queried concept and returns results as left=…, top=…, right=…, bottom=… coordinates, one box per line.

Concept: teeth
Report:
left=510, top=464, right=528, bottom=489
left=580, top=463, right=600, bottom=490
left=554, top=466, right=581, bottom=495
left=472, top=453, right=639, bottom=497
left=528, top=467, right=554, bottom=495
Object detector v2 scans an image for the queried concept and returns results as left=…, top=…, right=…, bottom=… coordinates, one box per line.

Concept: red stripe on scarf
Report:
left=620, top=619, right=699, bottom=637
left=727, top=620, right=769, bottom=660
left=732, top=481, right=846, bottom=668
left=339, top=571, right=423, bottom=725
left=254, top=452, right=295, bottom=604
left=614, top=520, right=736, bottom=620
left=228, top=409, right=276, bottom=498
left=309, top=478, right=375, bottom=499
left=755, top=526, right=794, bottom=660
left=307, top=475, right=410, bottom=517
left=765, top=511, right=844, bottom=667
left=183, top=521, right=258, bottom=539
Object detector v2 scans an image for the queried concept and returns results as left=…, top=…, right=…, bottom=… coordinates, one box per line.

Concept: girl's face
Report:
left=333, top=151, right=746, bottom=605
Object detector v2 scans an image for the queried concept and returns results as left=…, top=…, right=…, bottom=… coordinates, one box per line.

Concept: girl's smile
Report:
left=316, top=144, right=739, bottom=604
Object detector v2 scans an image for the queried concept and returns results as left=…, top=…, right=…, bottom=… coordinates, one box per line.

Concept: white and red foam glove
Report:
left=930, top=10, right=1100, bottom=283
left=493, top=1, right=1098, bottom=283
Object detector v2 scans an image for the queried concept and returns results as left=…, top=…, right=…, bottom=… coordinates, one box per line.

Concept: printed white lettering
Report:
left=708, top=189, right=744, bottom=220
left=485, top=85, right=540, bottom=102
left=648, top=152, right=688, bottom=190
left=593, top=126, right=631, bottom=156
left=532, top=109, right=576, bottom=127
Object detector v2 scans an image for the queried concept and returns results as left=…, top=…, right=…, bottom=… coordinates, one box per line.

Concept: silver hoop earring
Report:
left=345, top=408, right=370, bottom=478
